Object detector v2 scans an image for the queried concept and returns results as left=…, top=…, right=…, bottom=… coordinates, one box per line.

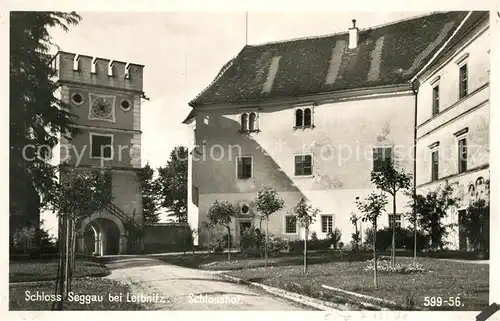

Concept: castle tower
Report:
left=53, top=51, right=145, bottom=255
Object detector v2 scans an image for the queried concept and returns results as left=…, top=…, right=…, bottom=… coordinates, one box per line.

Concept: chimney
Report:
left=348, top=19, right=359, bottom=49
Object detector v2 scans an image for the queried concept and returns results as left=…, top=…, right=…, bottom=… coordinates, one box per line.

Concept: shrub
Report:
left=363, top=227, right=430, bottom=252
left=288, top=238, right=331, bottom=253
left=351, top=230, right=361, bottom=250
left=240, top=230, right=287, bottom=257
left=12, top=226, right=37, bottom=254
left=266, top=233, right=288, bottom=256
left=364, top=258, right=425, bottom=274
left=240, top=229, right=261, bottom=257
left=327, top=228, right=342, bottom=249
left=209, top=234, right=227, bottom=253
left=310, top=231, right=318, bottom=241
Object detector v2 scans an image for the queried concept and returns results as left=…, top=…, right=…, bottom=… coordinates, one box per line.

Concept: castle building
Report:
left=184, top=11, right=489, bottom=249
left=413, top=12, right=490, bottom=249
left=52, top=51, right=145, bottom=255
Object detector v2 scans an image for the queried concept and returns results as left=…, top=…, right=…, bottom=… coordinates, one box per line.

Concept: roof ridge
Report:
left=247, top=11, right=454, bottom=48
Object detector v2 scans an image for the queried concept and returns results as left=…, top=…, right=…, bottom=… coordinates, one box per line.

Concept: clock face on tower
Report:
left=91, top=97, right=113, bottom=119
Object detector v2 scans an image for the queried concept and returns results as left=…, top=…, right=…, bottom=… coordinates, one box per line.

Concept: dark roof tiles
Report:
left=189, top=11, right=479, bottom=107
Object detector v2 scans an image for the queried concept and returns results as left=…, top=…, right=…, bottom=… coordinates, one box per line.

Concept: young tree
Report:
left=293, top=198, right=319, bottom=274
left=45, top=167, right=113, bottom=310
left=207, top=201, right=236, bottom=261
left=137, top=162, right=161, bottom=224
left=10, top=11, right=81, bottom=245
left=371, top=159, right=412, bottom=267
left=411, top=184, right=458, bottom=250
left=253, top=187, right=285, bottom=267
left=356, top=192, right=388, bottom=288
left=157, top=146, right=188, bottom=223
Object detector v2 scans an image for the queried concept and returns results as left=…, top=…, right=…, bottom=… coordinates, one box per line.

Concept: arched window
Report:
left=304, top=108, right=312, bottom=127
left=240, top=113, right=248, bottom=131
left=249, top=112, right=257, bottom=131
left=295, top=109, right=303, bottom=127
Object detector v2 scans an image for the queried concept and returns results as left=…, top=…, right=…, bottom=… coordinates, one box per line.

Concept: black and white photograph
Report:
left=4, top=0, right=498, bottom=317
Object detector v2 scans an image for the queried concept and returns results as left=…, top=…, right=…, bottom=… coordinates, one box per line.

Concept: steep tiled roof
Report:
left=189, top=11, right=472, bottom=107
left=181, top=109, right=196, bottom=124
left=413, top=11, right=489, bottom=79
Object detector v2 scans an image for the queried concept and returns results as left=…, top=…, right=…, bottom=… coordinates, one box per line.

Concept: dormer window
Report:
left=294, top=105, right=315, bottom=129
left=239, top=111, right=259, bottom=133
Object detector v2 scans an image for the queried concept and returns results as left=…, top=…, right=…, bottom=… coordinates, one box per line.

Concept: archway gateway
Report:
left=77, top=211, right=128, bottom=255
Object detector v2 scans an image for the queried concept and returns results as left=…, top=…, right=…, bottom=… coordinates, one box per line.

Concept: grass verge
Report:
left=9, top=277, right=146, bottom=310
left=155, top=250, right=370, bottom=270
left=225, top=257, right=489, bottom=311
left=10, top=258, right=109, bottom=283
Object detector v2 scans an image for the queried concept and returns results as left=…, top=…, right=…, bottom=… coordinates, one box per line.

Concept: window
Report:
left=237, top=156, right=252, bottom=179
left=295, top=109, right=303, bottom=127
left=240, top=113, right=248, bottom=132
left=90, top=134, right=113, bottom=159
left=249, top=112, right=257, bottom=131
left=388, top=214, right=402, bottom=229
left=459, top=64, right=468, bottom=99
left=294, top=106, right=314, bottom=128
left=294, top=154, right=312, bottom=176
left=321, top=215, right=333, bottom=233
left=431, top=150, right=439, bottom=181
left=120, top=99, right=131, bottom=111
left=71, top=92, right=84, bottom=106
left=373, top=147, right=393, bottom=171
left=303, top=108, right=312, bottom=127
left=458, top=209, right=467, bottom=250
left=432, top=85, right=440, bottom=116
left=240, top=112, right=258, bottom=133
left=458, top=137, right=467, bottom=174
left=285, top=215, right=297, bottom=234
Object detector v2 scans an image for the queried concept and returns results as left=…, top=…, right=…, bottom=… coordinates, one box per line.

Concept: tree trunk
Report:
left=265, top=218, right=269, bottom=267
left=69, top=219, right=77, bottom=293
left=55, top=216, right=65, bottom=310
left=227, top=226, right=231, bottom=261
left=373, top=220, right=378, bottom=288
left=413, top=214, right=417, bottom=261
left=64, top=217, right=71, bottom=299
left=391, top=194, right=396, bottom=267
left=304, top=228, right=308, bottom=274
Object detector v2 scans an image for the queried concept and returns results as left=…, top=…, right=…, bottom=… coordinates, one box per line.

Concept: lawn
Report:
left=225, top=256, right=489, bottom=311
left=155, top=250, right=371, bottom=270
left=157, top=251, right=488, bottom=311
left=10, top=258, right=109, bottom=283
left=9, top=277, right=146, bottom=310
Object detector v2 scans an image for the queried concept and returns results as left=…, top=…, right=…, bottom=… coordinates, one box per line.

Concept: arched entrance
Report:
left=78, top=211, right=127, bottom=255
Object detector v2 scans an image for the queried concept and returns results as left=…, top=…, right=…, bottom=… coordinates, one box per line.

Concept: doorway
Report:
left=458, top=209, right=467, bottom=251
left=239, top=221, right=252, bottom=236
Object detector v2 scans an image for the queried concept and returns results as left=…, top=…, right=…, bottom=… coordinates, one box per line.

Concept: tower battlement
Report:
left=53, top=51, right=144, bottom=92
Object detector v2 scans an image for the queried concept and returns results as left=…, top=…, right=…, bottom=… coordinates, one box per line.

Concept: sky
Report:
left=41, top=10, right=434, bottom=235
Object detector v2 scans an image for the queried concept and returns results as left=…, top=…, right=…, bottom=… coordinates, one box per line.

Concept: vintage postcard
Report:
left=3, top=1, right=498, bottom=320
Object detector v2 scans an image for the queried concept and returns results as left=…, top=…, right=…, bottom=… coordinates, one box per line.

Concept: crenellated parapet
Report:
left=52, top=51, right=144, bottom=92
